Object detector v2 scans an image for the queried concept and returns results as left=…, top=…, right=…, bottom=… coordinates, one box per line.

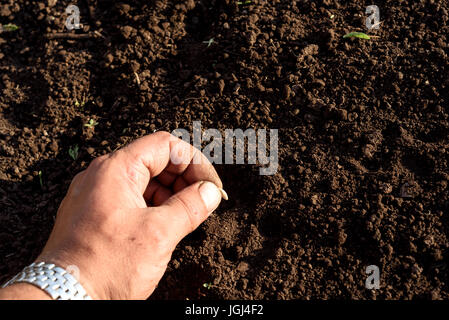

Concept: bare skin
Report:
left=0, top=131, right=224, bottom=300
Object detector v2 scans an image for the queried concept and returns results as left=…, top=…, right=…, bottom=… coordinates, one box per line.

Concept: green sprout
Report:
left=202, top=38, right=215, bottom=47
left=343, top=32, right=371, bottom=40
left=237, top=0, right=252, bottom=5
left=84, top=118, right=99, bottom=128
left=74, top=93, right=88, bottom=107
left=203, top=283, right=213, bottom=290
left=0, top=24, right=19, bottom=32
left=75, top=99, right=86, bottom=107
left=38, top=171, right=43, bottom=188
left=68, top=145, right=79, bottom=161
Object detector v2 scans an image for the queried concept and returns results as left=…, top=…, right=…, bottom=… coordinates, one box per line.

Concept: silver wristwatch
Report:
left=2, top=262, right=92, bottom=300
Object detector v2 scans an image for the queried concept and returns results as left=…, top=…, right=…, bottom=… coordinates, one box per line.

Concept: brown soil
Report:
left=1, top=0, right=449, bottom=300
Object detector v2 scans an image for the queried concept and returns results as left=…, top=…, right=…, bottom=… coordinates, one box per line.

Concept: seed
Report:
left=219, top=188, right=229, bottom=200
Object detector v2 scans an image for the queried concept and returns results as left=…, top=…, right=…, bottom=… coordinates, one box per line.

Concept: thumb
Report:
left=157, top=181, right=225, bottom=243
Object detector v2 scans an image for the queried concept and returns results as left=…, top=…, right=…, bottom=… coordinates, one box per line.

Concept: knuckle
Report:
left=117, top=150, right=149, bottom=187
left=88, top=154, right=109, bottom=170
left=156, top=130, right=179, bottom=145
left=72, top=170, right=86, bottom=183
left=154, top=130, right=171, bottom=139
left=65, top=170, right=87, bottom=196
left=90, top=154, right=108, bottom=166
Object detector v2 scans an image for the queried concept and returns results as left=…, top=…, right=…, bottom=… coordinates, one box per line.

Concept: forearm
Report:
left=0, top=283, right=52, bottom=300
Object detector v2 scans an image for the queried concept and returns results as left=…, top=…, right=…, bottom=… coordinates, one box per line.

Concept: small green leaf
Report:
left=203, top=282, right=213, bottom=289
left=1, top=24, right=19, bottom=32
left=38, top=170, right=44, bottom=188
left=202, top=38, right=215, bottom=48
left=343, top=32, right=371, bottom=40
left=68, top=145, right=79, bottom=161
left=84, top=118, right=99, bottom=128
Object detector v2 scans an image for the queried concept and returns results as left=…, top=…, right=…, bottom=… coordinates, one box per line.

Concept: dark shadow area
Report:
left=0, top=69, right=49, bottom=130
left=150, top=260, right=217, bottom=300
left=0, top=155, right=76, bottom=284
left=0, top=4, right=50, bottom=130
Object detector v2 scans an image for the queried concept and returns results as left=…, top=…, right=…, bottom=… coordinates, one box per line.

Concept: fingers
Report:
left=149, top=181, right=223, bottom=244
left=118, top=131, right=222, bottom=194
left=164, top=146, right=223, bottom=188
left=143, top=180, right=173, bottom=206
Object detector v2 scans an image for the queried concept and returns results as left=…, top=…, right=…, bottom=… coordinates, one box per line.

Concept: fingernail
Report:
left=199, top=181, right=222, bottom=213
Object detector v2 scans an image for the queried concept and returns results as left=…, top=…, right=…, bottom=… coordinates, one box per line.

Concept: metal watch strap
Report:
left=1, top=262, right=92, bottom=300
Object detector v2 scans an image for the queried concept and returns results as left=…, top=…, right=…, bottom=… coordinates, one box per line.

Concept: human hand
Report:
left=35, top=131, right=226, bottom=300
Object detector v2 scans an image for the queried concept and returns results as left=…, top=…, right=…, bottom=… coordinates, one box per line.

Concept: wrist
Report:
left=35, top=250, right=107, bottom=300
left=0, top=283, right=52, bottom=300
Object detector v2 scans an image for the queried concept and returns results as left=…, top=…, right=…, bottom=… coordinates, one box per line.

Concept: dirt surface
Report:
left=1, top=0, right=449, bottom=299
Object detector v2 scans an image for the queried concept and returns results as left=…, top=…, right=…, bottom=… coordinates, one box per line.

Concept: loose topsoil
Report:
left=1, top=0, right=449, bottom=299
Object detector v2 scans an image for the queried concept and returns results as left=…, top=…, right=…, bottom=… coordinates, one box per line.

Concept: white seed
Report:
left=219, top=188, right=229, bottom=200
